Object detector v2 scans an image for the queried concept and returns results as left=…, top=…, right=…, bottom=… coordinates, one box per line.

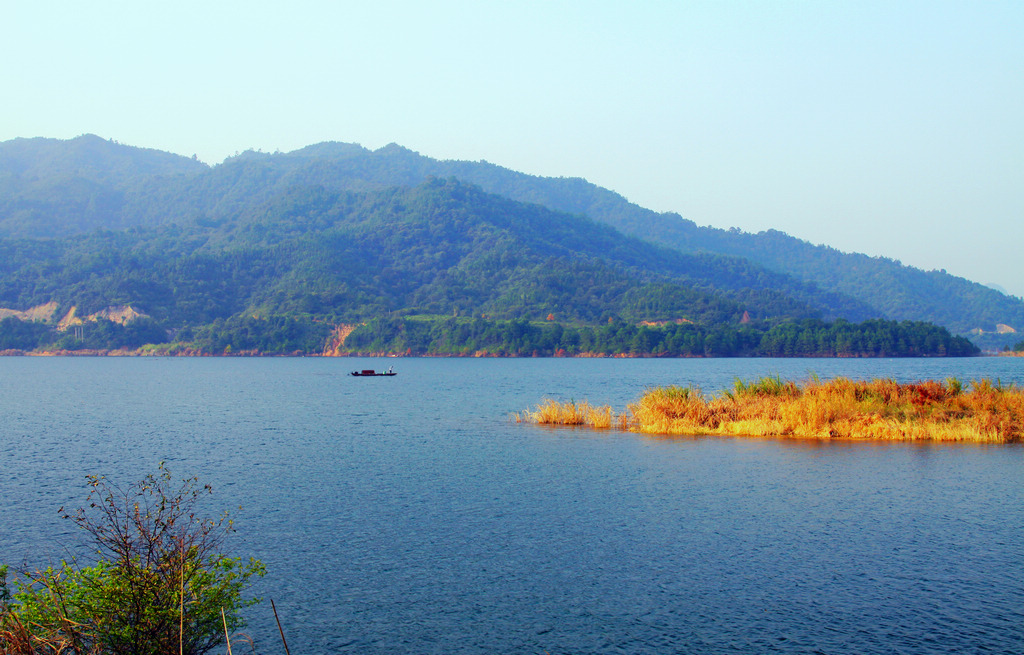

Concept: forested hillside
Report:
left=0, top=178, right=828, bottom=329
left=377, top=145, right=1023, bottom=337
left=81, top=137, right=1009, bottom=339
left=0, top=135, right=994, bottom=356
left=2, top=136, right=1015, bottom=334
left=0, top=135, right=206, bottom=235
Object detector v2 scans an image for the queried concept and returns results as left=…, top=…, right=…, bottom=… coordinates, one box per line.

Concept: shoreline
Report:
left=0, top=348, right=999, bottom=359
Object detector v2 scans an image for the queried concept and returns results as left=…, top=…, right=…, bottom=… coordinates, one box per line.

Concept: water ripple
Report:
left=2, top=357, right=1023, bottom=654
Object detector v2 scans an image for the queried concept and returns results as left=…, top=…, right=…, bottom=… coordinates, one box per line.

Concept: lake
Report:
left=2, top=356, right=1023, bottom=654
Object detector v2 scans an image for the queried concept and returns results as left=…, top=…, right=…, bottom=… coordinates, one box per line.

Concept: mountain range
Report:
left=0, top=134, right=1011, bottom=355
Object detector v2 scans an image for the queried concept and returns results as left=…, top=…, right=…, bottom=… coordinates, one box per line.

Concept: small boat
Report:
left=350, top=368, right=396, bottom=377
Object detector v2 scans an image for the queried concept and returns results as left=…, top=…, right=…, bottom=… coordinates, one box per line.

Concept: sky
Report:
left=3, top=1, right=1023, bottom=296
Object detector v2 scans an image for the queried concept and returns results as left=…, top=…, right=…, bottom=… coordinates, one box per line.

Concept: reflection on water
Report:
left=1, top=356, right=1023, bottom=654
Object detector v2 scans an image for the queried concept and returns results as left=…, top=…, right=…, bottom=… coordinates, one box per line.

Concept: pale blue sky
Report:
left=3, top=1, right=1022, bottom=296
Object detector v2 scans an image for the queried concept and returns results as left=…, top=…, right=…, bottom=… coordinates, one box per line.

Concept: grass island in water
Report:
left=516, top=377, right=1024, bottom=443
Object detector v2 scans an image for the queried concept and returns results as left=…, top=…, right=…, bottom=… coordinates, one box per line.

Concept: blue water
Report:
left=2, top=356, right=1023, bottom=654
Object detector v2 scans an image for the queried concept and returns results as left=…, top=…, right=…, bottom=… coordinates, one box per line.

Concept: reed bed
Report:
left=514, top=399, right=616, bottom=429
left=518, top=377, right=1024, bottom=443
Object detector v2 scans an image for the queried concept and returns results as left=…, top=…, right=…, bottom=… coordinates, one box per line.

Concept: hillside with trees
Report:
left=346, top=316, right=977, bottom=358
left=0, top=135, right=993, bottom=356
left=0, top=134, right=206, bottom=236
left=358, top=144, right=1023, bottom=338
left=76, top=137, right=1008, bottom=340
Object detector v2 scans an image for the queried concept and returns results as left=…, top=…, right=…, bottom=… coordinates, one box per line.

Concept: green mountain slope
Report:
left=310, top=144, right=1017, bottom=336
left=0, top=179, right=822, bottom=325
left=0, top=173, right=976, bottom=356
left=0, top=135, right=207, bottom=236
left=76, top=137, right=1008, bottom=339
left=310, top=144, right=1024, bottom=337
left=0, top=134, right=1009, bottom=348
left=0, top=136, right=878, bottom=323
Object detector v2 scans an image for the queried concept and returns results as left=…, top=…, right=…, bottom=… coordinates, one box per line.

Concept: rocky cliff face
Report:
left=56, top=305, right=147, bottom=330
left=0, top=302, right=147, bottom=329
left=0, top=301, right=59, bottom=322
left=322, top=324, right=360, bottom=356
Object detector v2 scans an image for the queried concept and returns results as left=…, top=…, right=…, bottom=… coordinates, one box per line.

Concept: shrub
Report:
left=0, top=465, right=265, bottom=655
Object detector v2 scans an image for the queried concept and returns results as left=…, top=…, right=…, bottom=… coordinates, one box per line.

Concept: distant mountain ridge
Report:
left=0, top=134, right=1019, bottom=345
left=0, top=134, right=205, bottom=182
left=0, top=134, right=206, bottom=235
left=3, top=174, right=943, bottom=356
left=268, top=141, right=1021, bottom=338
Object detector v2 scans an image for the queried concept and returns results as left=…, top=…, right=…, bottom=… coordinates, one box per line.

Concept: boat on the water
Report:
left=350, top=368, right=396, bottom=377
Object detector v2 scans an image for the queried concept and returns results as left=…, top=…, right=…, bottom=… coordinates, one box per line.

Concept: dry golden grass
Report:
left=519, top=377, right=1024, bottom=443
left=515, top=399, right=614, bottom=429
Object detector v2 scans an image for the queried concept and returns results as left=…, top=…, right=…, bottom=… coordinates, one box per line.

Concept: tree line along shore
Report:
left=0, top=314, right=980, bottom=358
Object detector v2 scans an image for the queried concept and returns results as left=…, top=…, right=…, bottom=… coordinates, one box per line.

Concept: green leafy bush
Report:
left=0, top=465, right=264, bottom=655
